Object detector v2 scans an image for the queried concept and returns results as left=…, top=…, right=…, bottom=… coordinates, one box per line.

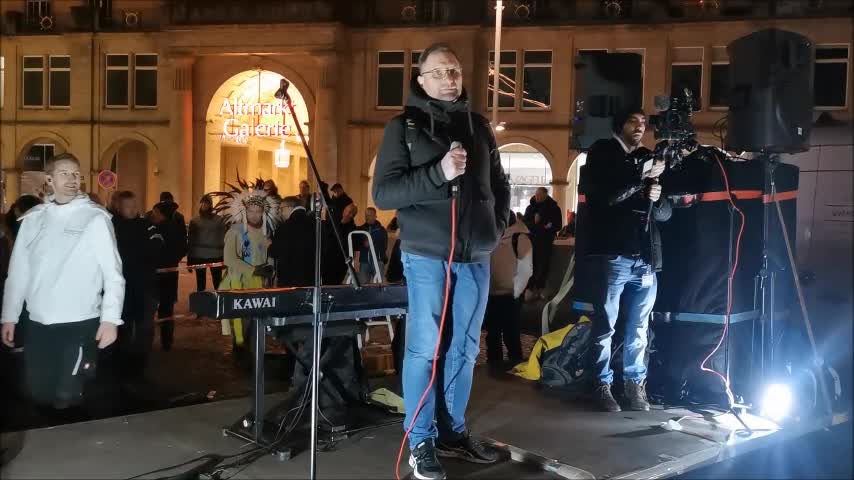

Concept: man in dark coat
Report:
left=322, top=202, right=358, bottom=285
left=112, top=191, right=163, bottom=378
left=150, top=200, right=187, bottom=351
left=269, top=196, right=316, bottom=287
left=522, top=187, right=563, bottom=299
left=327, top=183, right=354, bottom=225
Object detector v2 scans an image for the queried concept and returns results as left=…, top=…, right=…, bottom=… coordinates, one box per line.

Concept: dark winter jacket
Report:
left=328, top=193, right=353, bottom=225
left=155, top=202, right=188, bottom=267
left=112, top=216, right=163, bottom=316
left=357, top=221, right=388, bottom=265
left=372, top=78, right=511, bottom=264
left=578, top=137, right=673, bottom=271
left=188, top=211, right=227, bottom=260
left=386, top=238, right=404, bottom=284
left=322, top=219, right=357, bottom=285
left=523, top=195, right=563, bottom=240
left=0, top=224, right=11, bottom=310
left=269, top=208, right=316, bottom=287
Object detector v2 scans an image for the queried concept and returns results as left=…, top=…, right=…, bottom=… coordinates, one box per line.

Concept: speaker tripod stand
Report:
left=754, top=152, right=835, bottom=418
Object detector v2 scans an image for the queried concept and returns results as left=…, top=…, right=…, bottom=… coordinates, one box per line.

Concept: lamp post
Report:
left=491, top=0, right=504, bottom=130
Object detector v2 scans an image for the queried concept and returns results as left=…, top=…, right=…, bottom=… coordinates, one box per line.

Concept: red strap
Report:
left=576, top=190, right=797, bottom=205
left=700, top=190, right=762, bottom=201
left=763, top=190, right=798, bottom=203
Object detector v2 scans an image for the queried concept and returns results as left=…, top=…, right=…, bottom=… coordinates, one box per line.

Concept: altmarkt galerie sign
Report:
left=219, top=99, right=296, bottom=141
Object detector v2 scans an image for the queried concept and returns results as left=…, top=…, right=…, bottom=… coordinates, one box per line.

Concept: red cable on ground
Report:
left=699, top=155, right=746, bottom=406
left=394, top=196, right=458, bottom=480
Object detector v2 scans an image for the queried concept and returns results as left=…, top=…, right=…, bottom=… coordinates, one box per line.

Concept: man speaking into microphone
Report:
left=373, top=43, right=510, bottom=480
left=580, top=109, right=672, bottom=413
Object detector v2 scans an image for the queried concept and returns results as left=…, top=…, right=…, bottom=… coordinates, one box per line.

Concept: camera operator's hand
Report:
left=646, top=183, right=662, bottom=203
left=441, top=146, right=467, bottom=182
left=644, top=160, right=666, bottom=180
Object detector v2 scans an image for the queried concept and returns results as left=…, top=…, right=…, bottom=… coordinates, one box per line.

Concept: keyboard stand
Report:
left=221, top=313, right=404, bottom=461
left=222, top=316, right=293, bottom=460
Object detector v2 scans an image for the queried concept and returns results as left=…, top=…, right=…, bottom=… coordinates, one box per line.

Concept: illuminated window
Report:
left=134, top=54, right=158, bottom=108
left=106, top=54, right=129, bottom=107
left=670, top=47, right=703, bottom=111
left=705, top=46, right=728, bottom=110
left=22, top=56, right=45, bottom=108
left=410, top=50, right=422, bottom=84
left=522, top=50, right=552, bottom=109
left=488, top=50, right=516, bottom=110
left=815, top=45, right=849, bottom=109
left=377, top=51, right=405, bottom=108
left=49, top=55, right=71, bottom=108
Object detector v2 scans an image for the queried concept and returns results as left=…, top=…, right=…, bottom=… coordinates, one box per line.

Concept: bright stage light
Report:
left=760, top=383, right=794, bottom=422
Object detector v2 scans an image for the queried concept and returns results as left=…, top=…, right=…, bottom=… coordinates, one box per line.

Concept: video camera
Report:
left=635, top=88, right=702, bottom=171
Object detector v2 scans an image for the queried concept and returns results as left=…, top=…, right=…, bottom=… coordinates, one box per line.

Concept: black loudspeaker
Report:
left=572, top=52, right=643, bottom=151
left=726, top=28, right=815, bottom=153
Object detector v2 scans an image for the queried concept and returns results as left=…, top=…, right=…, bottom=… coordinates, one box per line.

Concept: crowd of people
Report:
left=0, top=172, right=410, bottom=404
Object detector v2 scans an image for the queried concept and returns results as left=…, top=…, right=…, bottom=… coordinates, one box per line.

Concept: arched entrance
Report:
left=100, top=139, right=155, bottom=208
left=16, top=137, right=68, bottom=200
left=205, top=70, right=310, bottom=196
left=499, top=143, right=553, bottom=215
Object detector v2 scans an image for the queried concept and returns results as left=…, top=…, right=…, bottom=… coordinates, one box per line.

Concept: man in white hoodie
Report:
left=484, top=214, right=533, bottom=370
left=1, top=153, right=125, bottom=410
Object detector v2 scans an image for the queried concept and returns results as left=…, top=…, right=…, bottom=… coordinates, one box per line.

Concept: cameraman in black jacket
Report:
left=580, top=109, right=672, bottom=413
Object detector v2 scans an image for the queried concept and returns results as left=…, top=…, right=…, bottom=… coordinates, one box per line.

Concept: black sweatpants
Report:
left=531, top=236, right=555, bottom=290
left=157, top=271, right=179, bottom=351
left=483, top=294, right=523, bottom=366
left=118, top=294, right=158, bottom=379
left=188, top=257, right=224, bottom=292
left=24, top=318, right=100, bottom=409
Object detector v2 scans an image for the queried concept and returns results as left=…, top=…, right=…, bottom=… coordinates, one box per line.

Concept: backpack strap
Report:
left=403, top=106, right=421, bottom=154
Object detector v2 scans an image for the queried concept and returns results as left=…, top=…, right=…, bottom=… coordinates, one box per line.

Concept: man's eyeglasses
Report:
left=420, top=67, right=462, bottom=80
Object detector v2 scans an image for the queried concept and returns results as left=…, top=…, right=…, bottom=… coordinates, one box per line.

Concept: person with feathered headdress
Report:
left=210, top=176, right=278, bottom=365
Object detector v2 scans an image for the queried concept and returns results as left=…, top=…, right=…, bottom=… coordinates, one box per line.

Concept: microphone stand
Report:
left=276, top=79, right=360, bottom=480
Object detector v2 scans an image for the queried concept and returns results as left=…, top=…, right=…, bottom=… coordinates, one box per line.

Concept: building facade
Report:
left=1, top=0, right=851, bottom=223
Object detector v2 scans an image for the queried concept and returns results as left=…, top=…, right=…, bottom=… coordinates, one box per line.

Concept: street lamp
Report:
left=491, top=0, right=504, bottom=131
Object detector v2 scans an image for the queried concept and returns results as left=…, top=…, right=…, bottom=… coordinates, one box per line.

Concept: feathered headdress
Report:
left=210, top=174, right=279, bottom=236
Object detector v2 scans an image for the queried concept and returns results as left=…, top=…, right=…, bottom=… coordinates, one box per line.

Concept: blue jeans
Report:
left=588, top=255, right=657, bottom=386
left=401, top=252, right=490, bottom=449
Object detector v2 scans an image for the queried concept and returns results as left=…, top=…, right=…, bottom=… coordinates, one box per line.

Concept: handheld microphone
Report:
left=449, top=141, right=463, bottom=197
left=274, top=79, right=291, bottom=100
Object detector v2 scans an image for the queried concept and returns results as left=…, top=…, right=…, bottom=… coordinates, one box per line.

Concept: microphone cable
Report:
left=394, top=185, right=459, bottom=480
left=698, top=152, right=746, bottom=408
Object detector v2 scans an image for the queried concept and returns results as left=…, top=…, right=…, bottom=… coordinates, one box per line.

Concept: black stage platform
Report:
left=1, top=368, right=847, bottom=479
